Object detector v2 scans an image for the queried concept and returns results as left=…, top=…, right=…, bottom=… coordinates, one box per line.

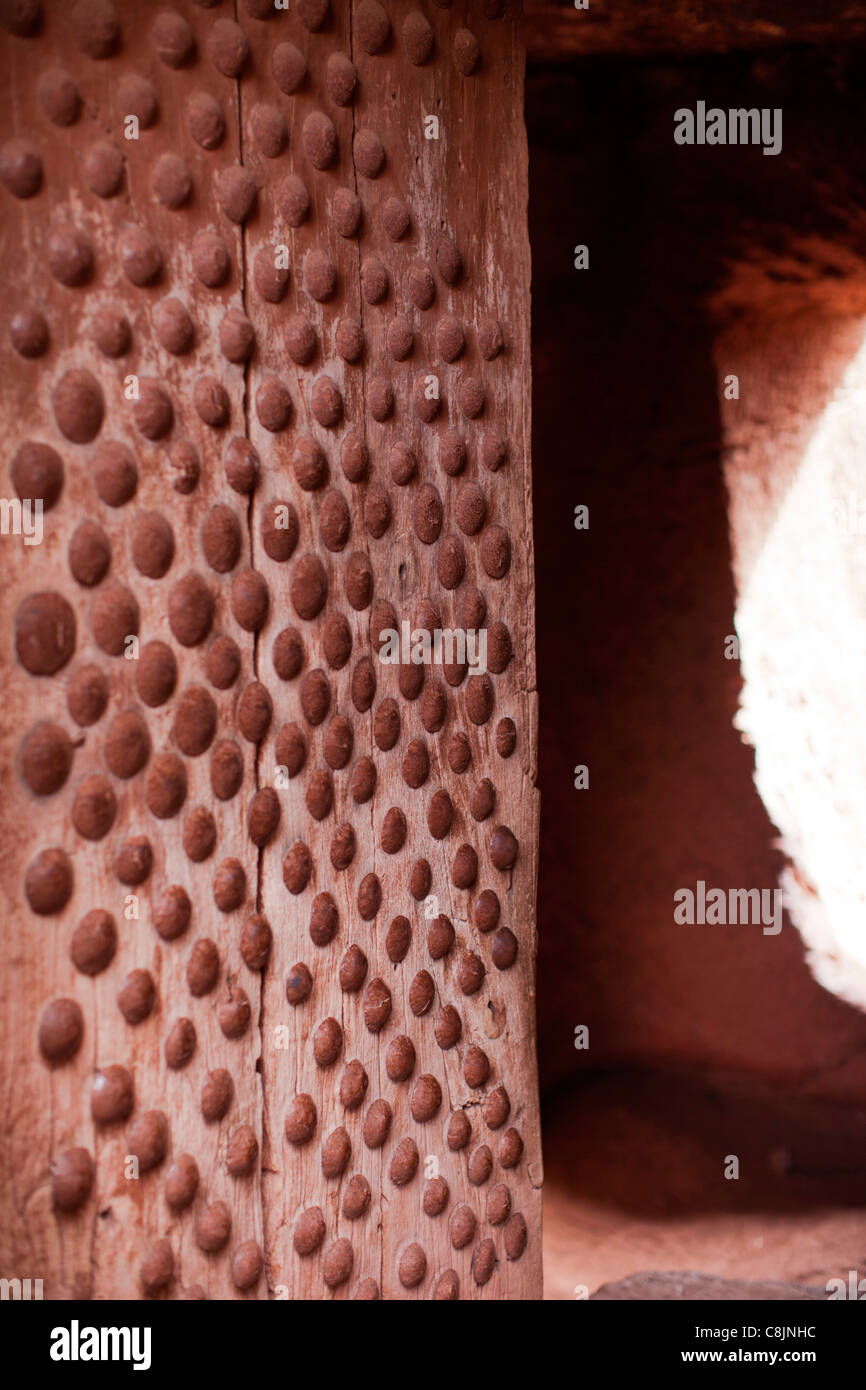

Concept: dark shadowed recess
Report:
left=528, top=45, right=866, bottom=1255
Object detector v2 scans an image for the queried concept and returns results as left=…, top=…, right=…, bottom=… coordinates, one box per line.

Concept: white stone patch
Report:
left=733, top=328, right=866, bottom=1007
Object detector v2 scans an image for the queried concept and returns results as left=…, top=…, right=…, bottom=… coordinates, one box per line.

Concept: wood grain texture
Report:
left=0, top=0, right=540, bottom=1301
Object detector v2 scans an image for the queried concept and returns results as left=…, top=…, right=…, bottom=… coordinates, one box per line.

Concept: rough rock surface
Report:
left=543, top=1070, right=866, bottom=1301
left=524, top=0, right=866, bottom=61
left=591, top=1271, right=827, bottom=1301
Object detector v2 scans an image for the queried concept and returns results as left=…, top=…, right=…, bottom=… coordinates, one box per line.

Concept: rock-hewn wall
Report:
left=530, top=53, right=866, bottom=1102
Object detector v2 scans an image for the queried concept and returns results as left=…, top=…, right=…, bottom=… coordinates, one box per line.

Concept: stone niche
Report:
left=529, top=10, right=866, bottom=1298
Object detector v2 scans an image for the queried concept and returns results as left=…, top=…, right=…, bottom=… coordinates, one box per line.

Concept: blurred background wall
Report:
left=527, top=10, right=866, bottom=1296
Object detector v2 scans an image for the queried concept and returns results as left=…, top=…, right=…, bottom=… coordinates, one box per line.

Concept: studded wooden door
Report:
left=0, top=0, right=540, bottom=1301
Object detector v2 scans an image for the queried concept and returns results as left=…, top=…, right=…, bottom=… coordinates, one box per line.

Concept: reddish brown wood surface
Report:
left=0, top=0, right=539, bottom=1301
